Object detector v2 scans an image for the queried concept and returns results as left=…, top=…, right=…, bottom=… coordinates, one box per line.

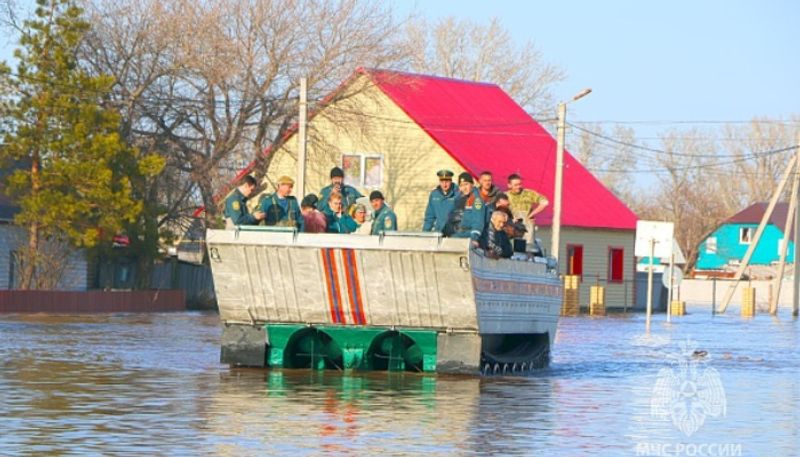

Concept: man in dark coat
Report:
left=480, top=210, right=513, bottom=259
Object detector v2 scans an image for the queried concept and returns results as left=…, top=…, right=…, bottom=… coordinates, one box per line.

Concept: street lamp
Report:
left=552, top=88, right=592, bottom=270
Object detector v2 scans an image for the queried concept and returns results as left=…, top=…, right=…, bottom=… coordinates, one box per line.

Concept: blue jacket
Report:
left=422, top=185, right=457, bottom=232
left=259, top=193, right=304, bottom=231
left=448, top=188, right=488, bottom=240
left=324, top=208, right=358, bottom=234
left=224, top=188, right=257, bottom=225
left=371, top=204, right=398, bottom=235
left=319, top=184, right=363, bottom=212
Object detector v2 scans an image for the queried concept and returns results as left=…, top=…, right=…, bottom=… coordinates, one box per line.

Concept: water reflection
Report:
left=205, top=370, right=480, bottom=456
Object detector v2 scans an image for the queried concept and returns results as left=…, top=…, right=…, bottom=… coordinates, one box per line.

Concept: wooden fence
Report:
left=0, top=289, right=185, bottom=313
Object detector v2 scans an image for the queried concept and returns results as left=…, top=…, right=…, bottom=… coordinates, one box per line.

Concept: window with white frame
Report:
left=739, top=227, right=753, bottom=244
left=342, top=153, right=382, bottom=188
left=706, top=236, right=717, bottom=254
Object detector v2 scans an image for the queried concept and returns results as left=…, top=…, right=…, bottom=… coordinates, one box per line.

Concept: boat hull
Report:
left=207, top=229, right=562, bottom=374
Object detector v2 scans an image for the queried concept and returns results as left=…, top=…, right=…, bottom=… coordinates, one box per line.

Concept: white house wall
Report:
left=538, top=226, right=636, bottom=309
left=0, top=224, right=88, bottom=291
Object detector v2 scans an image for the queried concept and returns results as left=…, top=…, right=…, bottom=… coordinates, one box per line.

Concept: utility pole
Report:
left=552, top=102, right=566, bottom=266
left=552, top=88, right=591, bottom=268
left=770, top=153, right=799, bottom=314
left=296, top=77, right=308, bottom=198
left=646, top=238, right=655, bottom=331
left=717, top=155, right=797, bottom=313
left=794, top=134, right=800, bottom=317
left=667, top=249, right=675, bottom=323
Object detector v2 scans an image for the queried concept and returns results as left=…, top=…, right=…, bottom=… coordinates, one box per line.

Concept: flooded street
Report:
left=0, top=310, right=797, bottom=456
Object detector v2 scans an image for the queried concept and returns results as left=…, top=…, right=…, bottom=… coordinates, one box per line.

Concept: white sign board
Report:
left=635, top=220, right=675, bottom=259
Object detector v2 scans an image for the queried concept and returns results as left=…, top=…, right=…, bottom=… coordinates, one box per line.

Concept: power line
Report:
left=2, top=69, right=316, bottom=106
left=568, top=122, right=799, bottom=159
left=586, top=145, right=798, bottom=174
left=572, top=119, right=800, bottom=126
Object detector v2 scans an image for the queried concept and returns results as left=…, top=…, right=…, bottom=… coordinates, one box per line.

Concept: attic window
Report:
left=706, top=237, right=717, bottom=254
left=739, top=227, right=753, bottom=244
left=342, top=154, right=382, bottom=189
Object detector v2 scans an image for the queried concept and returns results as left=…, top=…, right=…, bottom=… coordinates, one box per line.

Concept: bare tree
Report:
left=80, top=0, right=411, bottom=227
left=404, top=16, right=565, bottom=114
left=723, top=117, right=799, bottom=208
left=629, top=129, right=730, bottom=270
left=570, top=124, right=638, bottom=201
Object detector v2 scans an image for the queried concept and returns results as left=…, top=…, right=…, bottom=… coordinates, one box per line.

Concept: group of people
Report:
left=224, top=167, right=396, bottom=236
left=421, top=169, right=548, bottom=259
left=224, top=165, right=548, bottom=259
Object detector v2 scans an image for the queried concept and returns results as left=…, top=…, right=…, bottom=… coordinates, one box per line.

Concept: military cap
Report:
left=330, top=166, right=345, bottom=178
left=277, top=175, right=295, bottom=185
left=369, top=190, right=384, bottom=201
left=458, top=172, right=474, bottom=184
left=436, top=169, right=454, bottom=180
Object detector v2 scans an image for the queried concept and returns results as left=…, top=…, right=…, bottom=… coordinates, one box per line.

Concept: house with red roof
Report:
left=250, top=68, right=638, bottom=308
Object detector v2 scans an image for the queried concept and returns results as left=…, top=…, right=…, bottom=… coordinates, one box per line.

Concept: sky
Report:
left=2, top=1, right=797, bottom=133
left=393, top=0, right=800, bottom=128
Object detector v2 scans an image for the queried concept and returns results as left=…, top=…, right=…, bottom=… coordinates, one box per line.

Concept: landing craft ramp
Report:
left=207, top=228, right=562, bottom=374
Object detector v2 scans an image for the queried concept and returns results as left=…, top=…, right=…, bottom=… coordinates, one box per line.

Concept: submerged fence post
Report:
left=712, top=277, right=717, bottom=316
left=623, top=280, right=629, bottom=314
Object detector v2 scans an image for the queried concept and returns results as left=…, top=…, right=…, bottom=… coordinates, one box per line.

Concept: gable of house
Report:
left=262, top=74, right=463, bottom=230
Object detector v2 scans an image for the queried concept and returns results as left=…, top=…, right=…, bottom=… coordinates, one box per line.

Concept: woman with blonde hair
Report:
left=351, top=203, right=373, bottom=235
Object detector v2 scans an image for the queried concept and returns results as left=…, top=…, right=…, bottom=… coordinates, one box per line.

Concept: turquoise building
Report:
left=696, top=202, right=795, bottom=270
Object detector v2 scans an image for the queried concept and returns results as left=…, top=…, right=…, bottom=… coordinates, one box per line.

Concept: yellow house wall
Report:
left=537, top=227, right=636, bottom=309
left=258, top=75, right=464, bottom=231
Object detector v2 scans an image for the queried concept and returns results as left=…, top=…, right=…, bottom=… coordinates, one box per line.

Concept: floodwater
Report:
left=0, top=309, right=797, bottom=456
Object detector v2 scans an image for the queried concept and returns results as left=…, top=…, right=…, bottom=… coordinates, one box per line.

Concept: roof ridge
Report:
left=359, top=67, right=502, bottom=89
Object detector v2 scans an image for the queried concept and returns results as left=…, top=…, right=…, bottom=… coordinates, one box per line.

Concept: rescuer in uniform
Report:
left=319, top=166, right=363, bottom=213
left=368, top=190, right=397, bottom=235
left=446, top=172, right=488, bottom=239
left=422, top=169, right=457, bottom=233
left=259, top=175, right=304, bottom=231
left=224, top=175, right=265, bottom=228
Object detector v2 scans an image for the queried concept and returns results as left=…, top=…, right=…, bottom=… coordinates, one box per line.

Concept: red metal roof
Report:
left=726, top=202, right=793, bottom=239
left=366, top=69, right=638, bottom=230
left=211, top=68, right=638, bottom=230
